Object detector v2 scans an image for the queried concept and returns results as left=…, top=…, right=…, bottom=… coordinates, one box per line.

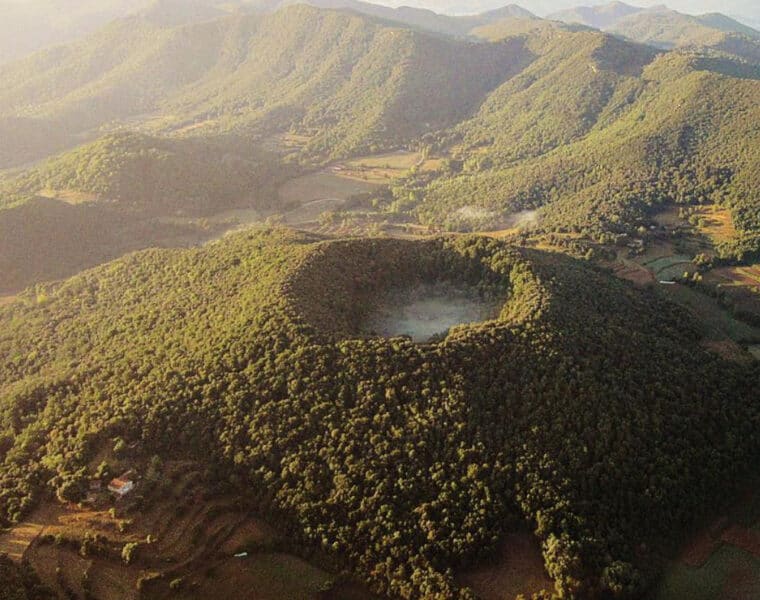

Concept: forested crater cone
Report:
left=281, top=237, right=519, bottom=342
left=1, top=230, right=757, bottom=600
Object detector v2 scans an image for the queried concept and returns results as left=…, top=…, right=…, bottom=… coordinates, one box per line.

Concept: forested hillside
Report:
left=0, top=2, right=757, bottom=282
left=0, top=5, right=520, bottom=168
left=0, top=131, right=294, bottom=293
left=1, top=3, right=760, bottom=599
left=273, top=0, right=538, bottom=36
left=608, top=8, right=760, bottom=51
left=0, top=230, right=758, bottom=599
left=408, top=31, right=760, bottom=259
left=548, top=1, right=642, bottom=29
left=1, top=2, right=758, bottom=271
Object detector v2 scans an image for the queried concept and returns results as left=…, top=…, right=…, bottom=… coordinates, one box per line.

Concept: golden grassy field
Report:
left=336, top=151, right=441, bottom=184
left=706, top=264, right=760, bottom=289
left=691, top=205, right=737, bottom=245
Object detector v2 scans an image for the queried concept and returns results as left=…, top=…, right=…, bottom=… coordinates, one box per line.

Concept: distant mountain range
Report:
left=2, top=0, right=758, bottom=66
left=377, top=0, right=759, bottom=21
left=549, top=2, right=760, bottom=50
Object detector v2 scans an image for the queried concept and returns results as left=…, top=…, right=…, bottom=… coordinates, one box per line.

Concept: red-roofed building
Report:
left=108, top=477, right=134, bottom=497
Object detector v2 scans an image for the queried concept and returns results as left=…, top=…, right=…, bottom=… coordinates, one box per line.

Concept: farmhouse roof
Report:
left=108, top=477, right=133, bottom=493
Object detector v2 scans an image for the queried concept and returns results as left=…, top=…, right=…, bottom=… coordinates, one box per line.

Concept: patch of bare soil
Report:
left=679, top=529, right=724, bottom=569
left=702, top=340, right=755, bottom=363
left=722, top=525, right=760, bottom=559
left=457, top=532, right=553, bottom=600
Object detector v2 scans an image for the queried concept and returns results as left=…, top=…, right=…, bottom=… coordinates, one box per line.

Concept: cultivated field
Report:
left=262, top=132, right=313, bottom=154
left=337, top=151, right=439, bottom=184
left=277, top=172, right=379, bottom=210
left=0, top=504, right=64, bottom=561
left=1, top=460, right=374, bottom=600
left=640, top=253, right=696, bottom=282
left=706, top=264, right=760, bottom=289
left=182, top=554, right=333, bottom=600
left=654, top=487, right=760, bottom=600
left=601, top=209, right=760, bottom=360
left=607, top=256, right=656, bottom=286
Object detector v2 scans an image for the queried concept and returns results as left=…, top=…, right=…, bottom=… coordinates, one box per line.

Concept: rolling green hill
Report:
left=547, top=0, right=642, bottom=29
left=608, top=7, right=760, bottom=51
left=0, top=131, right=293, bottom=293
left=0, top=5, right=521, bottom=168
left=1, top=132, right=288, bottom=215
left=266, top=1, right=538, bottom=36
left=0, top=229, right=757, bottom=599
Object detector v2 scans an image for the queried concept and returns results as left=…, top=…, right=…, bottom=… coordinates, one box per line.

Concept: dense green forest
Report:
left=0, top=230, right=757, bottom=598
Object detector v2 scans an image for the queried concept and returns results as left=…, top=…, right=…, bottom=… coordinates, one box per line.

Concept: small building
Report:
left=89, top=480, right=102, bottom=491
left=108, top=477, right=135, bottom=497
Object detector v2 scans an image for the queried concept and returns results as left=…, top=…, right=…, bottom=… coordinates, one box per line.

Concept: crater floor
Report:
left=361, top=282, right=498, bottom=342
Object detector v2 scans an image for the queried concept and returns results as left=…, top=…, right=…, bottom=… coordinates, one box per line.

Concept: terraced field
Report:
left=640, top=254, right=697, bottom=282
left=1, top=461, right=374, bottom=600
